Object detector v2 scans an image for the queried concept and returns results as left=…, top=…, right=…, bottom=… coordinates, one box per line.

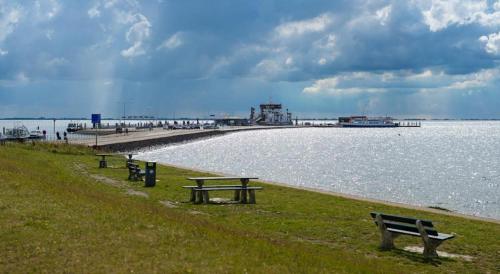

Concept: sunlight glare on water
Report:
left=137, top=121, right=500, bottom=220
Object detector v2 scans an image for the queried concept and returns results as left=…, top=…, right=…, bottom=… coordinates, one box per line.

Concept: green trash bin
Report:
left=145, top=162, right=156, bottom=187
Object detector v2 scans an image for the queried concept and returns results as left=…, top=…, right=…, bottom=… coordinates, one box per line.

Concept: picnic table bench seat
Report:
left=128, top=163, right=145, bottom=181
left=183, top=177, right=262, bottom=204
left=370, top=212, right=455, bottom=258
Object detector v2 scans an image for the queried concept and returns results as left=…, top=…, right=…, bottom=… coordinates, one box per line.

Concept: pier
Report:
left=69, top=126, right=298, bottom=151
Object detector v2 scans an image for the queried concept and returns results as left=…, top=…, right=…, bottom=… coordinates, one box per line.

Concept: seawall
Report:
left=80, top=126, right=299, bottom=152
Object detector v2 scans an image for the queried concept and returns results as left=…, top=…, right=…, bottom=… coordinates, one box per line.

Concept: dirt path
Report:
left=73, top=163, right=149, bottom=199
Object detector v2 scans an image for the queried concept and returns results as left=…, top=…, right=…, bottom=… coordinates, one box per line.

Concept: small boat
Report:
left=338, top=116, right=398, bottom=128
left=67, top=123, right=83, bottom=132
left=4, top=126, right=31, bottom=140
left=29, top=130, right=46, bottom=140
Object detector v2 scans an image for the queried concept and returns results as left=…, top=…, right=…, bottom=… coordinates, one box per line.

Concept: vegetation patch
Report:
left=0, top=142, right=498, bottom=273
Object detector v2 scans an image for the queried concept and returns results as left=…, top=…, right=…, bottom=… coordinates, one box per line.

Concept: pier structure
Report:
left=69, top=126, right=298, bottom=151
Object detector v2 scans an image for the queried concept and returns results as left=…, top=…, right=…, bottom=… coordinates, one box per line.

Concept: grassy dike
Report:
left=0, top=143, right=498, bottom=273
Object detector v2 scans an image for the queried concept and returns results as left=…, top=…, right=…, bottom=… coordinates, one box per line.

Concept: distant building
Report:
left=252, top=103, right=293, bottom=125
left=214, top=117, right=250, bottom=126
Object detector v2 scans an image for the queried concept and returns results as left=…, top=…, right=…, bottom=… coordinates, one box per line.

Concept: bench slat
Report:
left=195, top=187, right=263, bottom=191
left=187, top=177, right=259, bottom=181
left=370, top=212, right=434, bottom=227
left=387, top=228, right=454, bottom=240
left=376, top=220, right=438, bottom=236
left=182, top=185, right=244, bottom=188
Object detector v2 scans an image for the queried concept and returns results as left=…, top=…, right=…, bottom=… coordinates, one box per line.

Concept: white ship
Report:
left=338, top=116, right=398, bottom=128
left=251, top=103, right=293, bottom=126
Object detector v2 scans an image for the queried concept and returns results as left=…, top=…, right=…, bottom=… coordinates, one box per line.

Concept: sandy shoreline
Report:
left=151, top=161, right=500, bottom=224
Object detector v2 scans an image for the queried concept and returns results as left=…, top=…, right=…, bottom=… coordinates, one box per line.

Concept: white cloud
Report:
left=16, top=72, right=29, bottom=84
left=88, top=4, right=101, bottom=18
left=121, top=13, right=151, bottom=58
left=318, top=58, right=327, bottom=65
left=407, top=69, right=434, bottom=79
left=45, top=29, right=54, bottom=40
left=418, top=0, right=500, bottom=32
left=157, top=32, right=183, bottom=50
left=495, top=0, right=500, bottom=11
left=314, top=34, right=336, bottom=49
left=104, top=0, right=120, bottom=9
left=254, top=59, right=282, bottom=75
left=479, top=32, right=500, bottom=55
left=376, top=5, right=392, bottom=26
left=447, top=69, right=496, bottom=90
left=302, top=68, right=499, bottom=95
left=275, top=13, right=332, bottom=38
left=34, top=0, right=61, bottom=21
left=46, top=57, right=67, bottom=67
left=303, top=72, right=387, bottom=95
left=303, top=77, right=339, bottom=94
left=0, top=48, right=7, bottom=56
left=0, top=7, right=21, bottom=42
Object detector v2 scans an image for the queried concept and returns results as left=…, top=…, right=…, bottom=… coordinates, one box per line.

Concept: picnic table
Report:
left=184, top=177, right=262, bottom=204
left=95, top=153, right=114, bottom=168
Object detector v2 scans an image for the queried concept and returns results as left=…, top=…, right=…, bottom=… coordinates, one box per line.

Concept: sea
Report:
left=135, top=121, right=500, bottom=220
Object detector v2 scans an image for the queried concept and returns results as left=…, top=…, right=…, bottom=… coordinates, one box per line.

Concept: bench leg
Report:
left=379, top=231, right=399, bottom=250
left=376, top=214, right=398, bottom=249
left=240, top=188, right=248, bottom=204
left=422, top=239, right=442, bottom=258
left=99, top=160, right=107, bottom=168
left=416, top=220, right=441, bottom=258
left=195, top=190, right=204, bottom=204
left=202, top=191, right=210, bottom=204
left=249, top=189, right=256, bottom=204
left=233, top=189, right=240, bottom=201
left=190, top=189, right=196, bottom=202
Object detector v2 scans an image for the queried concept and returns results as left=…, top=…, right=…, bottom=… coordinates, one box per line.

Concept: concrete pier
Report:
left=70, top=126, right=298, bottom=151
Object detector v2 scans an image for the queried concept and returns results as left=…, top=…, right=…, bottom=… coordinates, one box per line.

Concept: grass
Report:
left=0, top=142, right=499, bottom=273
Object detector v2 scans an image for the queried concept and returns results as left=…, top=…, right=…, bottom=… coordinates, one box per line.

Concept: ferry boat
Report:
left=250, top=103, right=293, bottom=126
left=4, top=126, right=31, bottom=140
left=337, top=116, right=398, bottom=128
left=3, top=126, right=46, bottom=140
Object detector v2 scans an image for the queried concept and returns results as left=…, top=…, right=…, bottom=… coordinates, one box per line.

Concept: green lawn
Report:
left=0, top=143, right=498, bottom=273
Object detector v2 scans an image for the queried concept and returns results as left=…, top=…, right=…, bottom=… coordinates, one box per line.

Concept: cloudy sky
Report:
left=0, top=0, right=499, bottom=118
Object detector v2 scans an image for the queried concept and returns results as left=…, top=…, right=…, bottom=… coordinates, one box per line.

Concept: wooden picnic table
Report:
left=95, top=153, right=114, bottom=168
left=187, top=177, right=259, bottom=187
left=185, top=177, right=261, bottom=204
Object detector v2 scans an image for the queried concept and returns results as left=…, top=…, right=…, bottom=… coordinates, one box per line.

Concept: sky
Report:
left=0, top=0, right=499, bottom=118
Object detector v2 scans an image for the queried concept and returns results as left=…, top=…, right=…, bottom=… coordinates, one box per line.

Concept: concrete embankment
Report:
left=71, top=126, right=298, bottom=151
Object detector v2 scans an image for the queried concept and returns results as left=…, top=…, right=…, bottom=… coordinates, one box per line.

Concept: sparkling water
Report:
left=140, top=121, right=499, bottom=219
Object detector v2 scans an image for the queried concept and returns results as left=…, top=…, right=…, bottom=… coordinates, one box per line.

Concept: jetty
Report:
left=69, top=126, right=298, bottom=151
left=397, top=121, right=421, bottom=127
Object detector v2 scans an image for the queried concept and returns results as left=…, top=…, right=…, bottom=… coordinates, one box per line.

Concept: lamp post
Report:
left=53, top=119, right=56, bottom=140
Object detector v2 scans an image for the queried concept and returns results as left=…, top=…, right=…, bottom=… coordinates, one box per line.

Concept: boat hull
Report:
left=341, top=124, right=398, bottom=128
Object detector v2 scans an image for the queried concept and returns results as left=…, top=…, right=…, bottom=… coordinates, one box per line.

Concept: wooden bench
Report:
left=184, top=177, right=262, bottom=204
left=122, top=153, right=137, bottom=168
left=370, top=212, right=455, bottom=257
left=128, top=163, right=145, bottom=181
